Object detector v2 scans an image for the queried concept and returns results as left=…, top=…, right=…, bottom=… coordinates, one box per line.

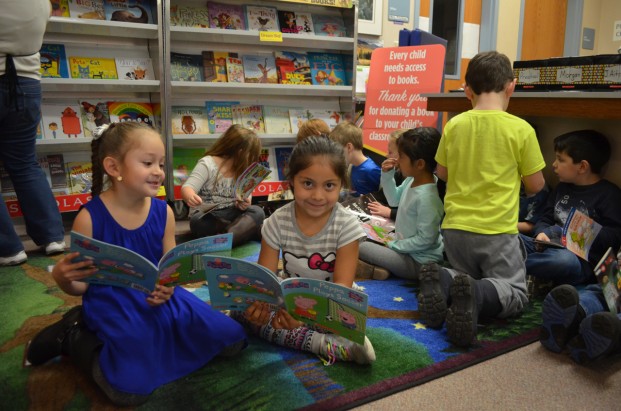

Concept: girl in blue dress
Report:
left=25, top=122, right=247, bottom=406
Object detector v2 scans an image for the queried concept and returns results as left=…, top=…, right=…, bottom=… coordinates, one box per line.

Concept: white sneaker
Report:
left=318, top=334, right=376, bottom=365
left=45, top=241, right=66, bottom=255
left=0, top=250, right=27, bottom=266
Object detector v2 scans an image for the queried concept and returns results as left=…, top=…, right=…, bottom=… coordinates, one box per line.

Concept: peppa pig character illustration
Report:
left=293, top=295, right=318, bottom=320
left=338, top=309, right=357, bottom=330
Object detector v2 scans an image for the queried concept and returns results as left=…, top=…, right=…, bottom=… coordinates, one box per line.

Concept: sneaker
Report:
left=446, top=274, right=478, bottom=347
left=24, top=306, right=82, bottom=366
left=45, top=241, right=66, bottom=256
left=417, top=263, right=447, bottom=329
left=317, top=334, right=376, bottom=365
left=356, top=259, right=390, bottom=280
left=539, top=284, right=585, bottom=353
left=0, top=250, right=27, bottom=266
left=568, top=312, right=621, bottom=364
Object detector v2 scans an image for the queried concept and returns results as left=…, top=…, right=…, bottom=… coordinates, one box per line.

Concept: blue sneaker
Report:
left=539, top=285, right=584, bottom=353
left=568, top=312, right=621, bottom=364
left=417, top=263, right=447, bottom=329
left=446, top=274, right=478, bottom=347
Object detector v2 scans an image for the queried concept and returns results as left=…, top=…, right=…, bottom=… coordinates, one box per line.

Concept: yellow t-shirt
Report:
left=435, top=110, right=545, bottom=234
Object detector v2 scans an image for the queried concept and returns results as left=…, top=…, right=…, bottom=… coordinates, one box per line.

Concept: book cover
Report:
left=308, top=52, right=347, bottom=86
left=47, top=154, right=67, bottom=191
left=40, top=44, right=69, bottom=78
left=50, top=0, right=70, bottom=17
left=0, top=161, right=15, bottom=194
left=278, top=10, right=298, bottom=34
left=294, top=12, right=314, bottom=34
left=360, top=222, right=399, bottom=245
left=212, top=51, right=229, bottom=82
left=41, top=103, right=85, bottom=139
left=79, top=100, right=111, bottom=138
left=274, top=50, right=311, bottom=85
left=107, top=101, right=154, bottom=126
left=245, top=5, right=279, bottom=32
left=115, top=57, right=155, bottom=80
left=172, top=148, right=203, bottom=186
left=207, top=2, right=246, bottom=30
left=274, top=146, right=294, bottom=181
left=69, top=56, right=118, bottom=79
left=37, top=155, right=52, bottom=189
left=263, top=106, right=292, bottom=134
left=203, top=255, right=368, bottom=344
left=68, top=0, right=105, bottom=20
left=201, top=51, right=218, bottom=82
left=170, top=52, right=204, bottom=82
left=341, top=194, right=396, bottom=231
left=205, top=101, right=238, bottom=134
left=288, top=108, right=310, bottom=134
left=306, top=109, right=344, bottom=130
left=312, top=14, right=347, bottom=37
left=561, top=207, right=603, bottom=261
left=594, top=247, right=621, bottom=314
left=71, top=231, right=233, bottom=293
left=173, top=5, right=210, bottom=28
left=242, top=54, right=277, bottom=84
left=66, top=161, right=93, bottom=194
left=258, top=147, right=278, bottom=183
left=103, top=0, right=154, bottom=24
left=234, top=104, right=265, bottom=132
left=171, top=106, right=210, bottom=135
left=226, top=53, right=244, bottom=83
left=234, top=161, right=272, bottom=200
left=36, top=120, right=44, bottom=140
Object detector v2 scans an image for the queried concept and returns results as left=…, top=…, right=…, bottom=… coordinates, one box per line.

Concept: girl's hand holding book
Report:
left=146, top=285, right=174, bottom=307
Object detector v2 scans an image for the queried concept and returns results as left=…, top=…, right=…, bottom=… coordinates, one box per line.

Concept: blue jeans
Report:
left=521, top=234, right=592, bottom=285
left=0, top=75, right=64, bottom=256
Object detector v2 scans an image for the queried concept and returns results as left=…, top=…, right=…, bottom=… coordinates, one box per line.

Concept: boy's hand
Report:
left=147, top=284, right=174, bottom=307
left=368, top=201, right=391, bottom=218
left=52, top=251, right=98, bottom=285
left=272, top=309, right=303, bottom=330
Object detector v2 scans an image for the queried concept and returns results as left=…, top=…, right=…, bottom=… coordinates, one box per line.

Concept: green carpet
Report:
left=0, top=243, right=543, bottom=410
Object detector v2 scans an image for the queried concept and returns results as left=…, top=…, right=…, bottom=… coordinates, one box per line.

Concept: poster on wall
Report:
left=362, top=45, right=446, bottom=156
left=358, top=0, right=383, bottom=35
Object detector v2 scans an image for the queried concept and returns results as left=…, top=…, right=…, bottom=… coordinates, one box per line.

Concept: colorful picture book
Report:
left=341, top=194, right=396, bottom=231
left=288, top=108, right=310, bottom=134
left=107, top=101, right=154, bottom=126
left=46, top=154, right=67, bottom=191
left=562, top=208, right=603, bottom=261
left=205, top=101, right=237, bottom=134
left=234, top=162, right=272, bottom=200
left=245, top=5, right=279, bottom=32
left=171, top=106, right=210, bottom=135
left=233, top=104, right=265, bottom=132
left=207, top=2, right=246, bottom=30
left=170, top=52, right=204, bottom=82
left=308, top=52, right=347, bottom=86
left=71, top=231, right=233, bottom=293
left=262, top=106, right=292, bottom=134
left=172, top=148, right=204, bottom=186
left=274, top=146, right=294, bottom=181
left=66, top=161, right=93, bottom=194
left=274, top=51, right=311, bottom=85
left=115, top=57, right=155, bottom=80
left=242, top=54, right=277, bottom=84
left=278, top=10, right=298, bottom=34
left=40, top=44, right=69, bottom=78
left=212, top=51, right=230, bottom=82
left=225, top=53, right=244, bottom=83
left=103, top=0, right=154, bottom=24
left=203, top=255, right=368, bottom=344
left=594, top=247, right=621, bottom=314
left=258, top=147, right=279, bottom=183
left=50, top=0, right=70, bottom=17
left=312, top=14, right=347, bottom=37
left=172, top=5, right=211, bottom=27
left=69, top=56, right=118, bottom=79
left=295, top=12, right=314, bottom=34
left=41, top=103, right=85, bottom=139
left=68, top=0, right=105, bottom=20
left=201, top=51, right=218, bottom=82
left=79, top=100, right=111, bottom=138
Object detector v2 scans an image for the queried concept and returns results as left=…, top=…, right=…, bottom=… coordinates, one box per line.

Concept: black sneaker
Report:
left=446, top=274, right=478, bottom=347
left=25, top=306, right=82, bottom=366
left=417, top=263, right=447, bottom=329
left=539, top=285, right=584, bottom=353
left=568, top=312, right=621, bottom=364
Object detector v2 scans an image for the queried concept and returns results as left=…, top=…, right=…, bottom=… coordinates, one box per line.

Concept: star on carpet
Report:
left=412, top=322, right=427, bottom=330
left=393, top=296, right=404, bottom=302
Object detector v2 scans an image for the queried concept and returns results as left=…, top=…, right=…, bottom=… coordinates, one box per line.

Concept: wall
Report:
left=594, top=0, right=621, bottom=54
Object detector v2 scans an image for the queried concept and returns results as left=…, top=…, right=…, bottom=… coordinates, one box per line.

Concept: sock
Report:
left=474, top=279, right=502, bottom=318
left=256, top=312, right=316, bottom=352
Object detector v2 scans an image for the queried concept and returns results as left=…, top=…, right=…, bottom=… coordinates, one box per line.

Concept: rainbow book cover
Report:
left=107, top=101, right=154, bottom=126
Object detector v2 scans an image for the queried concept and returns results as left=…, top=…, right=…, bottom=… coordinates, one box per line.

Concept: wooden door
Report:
left=521, top=0, right=567, bottom=60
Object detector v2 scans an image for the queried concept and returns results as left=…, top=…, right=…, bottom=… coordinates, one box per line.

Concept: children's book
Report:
left=341, top=194, right=396, bottom=231
left=212, top=51, right=229, bottom=82
left=170, top=52, right=204, bottom=82
left=594, top=247, right=621, bottom=314
left=36, top=120, right=44, bottom=140
left=173, top=5, right=211, bottom=27
left=306, top=109, right=344, bottom=130
left=263, top=106, right=292, bottom=134
left=201, top=51, right=219, bottom=82
left=295, top=12, right=314, bottom=34
left=69, top=56, right=118, bottom=79
left=234, top=161, right=271, bottom=200
left=225, top=53, right=244, bottom=83
left=242, top=54, right=278, bottom=84
left=47, top=154, right=67, bottom=191
left=71, top=231, right=233, bottom=293
left=107, top=101, right=154, bottom=126
left=308, top=52, right=347, bottom=86
left=40, top=44, right=69, bottom=78
left=274, top=50, right=311, bottom=85
left=278, top=10, right=298, bottom=34
left=207, top=2, right=246, bottom=30
left=0, top=161, right=15, bottom=194
left=41, top=103, right=85, bottom=139
left=274, top=146, right=294, bottom=181
left=360, top=223, right=399, bottom=245
left=234, top=104, right=265, bottom=132
left=172, top=147, right=204, bottom=186
left=79, top=100, right=111, bottom=138
left=205, top=101, right=238, bottom=134
left=115, top=57, right=155, bottom=80
left=203, top=255, right=368, bottom=344
left=50, top=0, right=70, bottom=17
left=245, top=5, right=279, bottom=32
left=68, top=0, right=105, bottom=20
left=288, top=108, right=310, bottom=134
left=312, top=14, right=347, bottom=37
left=103, top=0, right=154, bottom=24
left=171, top=106, right=210, bottom=135
left=561, top=207, right=603, bottom=261
left=66, top=161, right=93, bottom=194
left=258, top=147, right=278, bottom=182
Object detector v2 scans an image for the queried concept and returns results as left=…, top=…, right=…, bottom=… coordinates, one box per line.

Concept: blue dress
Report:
left=82, top=197, right=246, bottom=395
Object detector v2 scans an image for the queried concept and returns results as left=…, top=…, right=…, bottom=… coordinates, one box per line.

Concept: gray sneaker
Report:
left=45, top=241, right=66, bottom=255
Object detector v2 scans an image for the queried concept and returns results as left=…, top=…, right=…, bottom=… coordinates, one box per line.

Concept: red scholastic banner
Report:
left=363, top=45, right=446, bottom=156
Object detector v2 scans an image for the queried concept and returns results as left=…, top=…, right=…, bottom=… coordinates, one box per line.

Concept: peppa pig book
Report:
left=203, top=255, right=368, bottom=343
